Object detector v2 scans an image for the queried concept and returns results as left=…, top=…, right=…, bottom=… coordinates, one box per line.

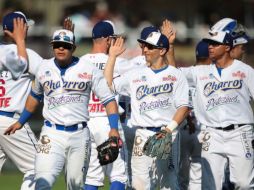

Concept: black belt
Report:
left=215, top=124, right=247, bottom=131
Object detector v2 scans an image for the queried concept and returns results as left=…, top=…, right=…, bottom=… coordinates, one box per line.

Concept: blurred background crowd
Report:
left=0, top=0, right=254, bottom=67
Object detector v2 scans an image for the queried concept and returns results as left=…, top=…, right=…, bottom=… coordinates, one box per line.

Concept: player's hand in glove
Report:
left=4, top=122, right=23, bottom=135
left=97, top=135, right=123, bottom=165
left=143, top=129, right=172, bottom=160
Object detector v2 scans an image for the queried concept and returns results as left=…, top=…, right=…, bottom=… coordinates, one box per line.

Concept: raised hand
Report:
left=4, top=18, right=27, bottom=43
left=108, top=37, right=126, bottom=57
left=63, top=17, right=75, bottom=32
left=161, top=19, right=176, bottom=45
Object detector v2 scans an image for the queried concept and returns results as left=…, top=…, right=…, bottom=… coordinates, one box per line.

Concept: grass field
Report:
left=0, top=171, right=110, bottom=190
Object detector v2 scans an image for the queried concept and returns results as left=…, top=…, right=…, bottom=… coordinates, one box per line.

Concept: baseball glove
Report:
left=97, top=136, right=122, bottom=165
left=143, top=129, right=172, bottom=159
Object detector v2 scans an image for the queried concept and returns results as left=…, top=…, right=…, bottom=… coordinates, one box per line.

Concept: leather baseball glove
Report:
left=97, top=136, right=122, bottom=165
left=143, top=129, right=172, bottom=159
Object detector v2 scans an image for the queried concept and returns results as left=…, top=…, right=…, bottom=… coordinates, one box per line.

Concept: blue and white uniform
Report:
left=32, top=56, right=115, bottom=189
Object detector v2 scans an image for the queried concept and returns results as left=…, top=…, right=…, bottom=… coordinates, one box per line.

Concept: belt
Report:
left=0, top=111, right=15, bottom=118
left=44, top=120, right=87, bottom=132
left=214, top=124, right=247, bottom=131
left=140, top=127, right=162, bottom=132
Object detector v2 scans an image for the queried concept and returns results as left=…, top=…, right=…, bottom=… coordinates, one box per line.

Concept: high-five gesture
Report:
left=161, top=19, right=176, bottom=45
left=108, top=37, right=126, bottom=57
left=63, top=17, right=75, bottom=32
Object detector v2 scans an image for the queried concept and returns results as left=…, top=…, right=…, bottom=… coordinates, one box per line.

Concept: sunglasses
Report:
left=53, top=42, right=73, bottom=50
left=141, top=43, right=161, bottom=50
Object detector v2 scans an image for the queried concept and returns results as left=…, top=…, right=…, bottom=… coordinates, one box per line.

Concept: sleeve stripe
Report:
left=30, top=90, right=43, bottom=102
left=102, top=97, right=115, bottom=106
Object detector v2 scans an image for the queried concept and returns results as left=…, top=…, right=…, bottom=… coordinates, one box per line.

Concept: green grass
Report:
left=0, top=171, right=109, bottom=190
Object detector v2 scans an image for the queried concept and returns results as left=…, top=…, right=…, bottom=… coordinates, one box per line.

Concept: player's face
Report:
left=230, top=44, right=245, bottom=60
left=208, top=41, right=228, bottom=61
left=143, top=43, right=162, bottom=64
left=52, top=42, right=74, bottom=63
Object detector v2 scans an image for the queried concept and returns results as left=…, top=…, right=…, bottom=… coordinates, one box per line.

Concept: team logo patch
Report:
left=37, top=135, right=51, bottom=154
left=202, top=132, right=211, bottom=151
left=232, top=71, right=246, bottom=79
left=41, top=135, right=50, bottom=144
left=162, top=75, right=177, bottom=81
left=133, top=135, right=144, bottom=156
left=78, top=72, right=92, bottom=80
left=132, top=76, right=147, bottom=83
left=241, top=131, right=253, bottom=160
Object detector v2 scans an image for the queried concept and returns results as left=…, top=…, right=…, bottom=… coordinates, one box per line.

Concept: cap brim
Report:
left=203, top=37, right=223, bottom=44
left=137, top=38, right=161, bottom=48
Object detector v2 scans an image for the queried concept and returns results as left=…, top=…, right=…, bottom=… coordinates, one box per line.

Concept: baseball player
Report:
left=105, top=32, right=189, bottom=190
left=80, top=20, right=127, bottom=190
left=0, top=12, right=43, bottom=190
left=209, top=17, right=252, bottom=190
left=181, top=27, right=254, bottom=189
left=4, top=29, right=121, bottom=190
left=178, top=40, right=210, bottom=190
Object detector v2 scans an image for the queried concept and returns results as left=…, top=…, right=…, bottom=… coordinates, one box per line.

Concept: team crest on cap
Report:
left=58, top=31, right=66, bottom=36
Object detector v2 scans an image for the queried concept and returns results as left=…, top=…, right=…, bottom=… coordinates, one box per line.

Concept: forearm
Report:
left=166, top=106, right=189, bottom=132
left=18, top=95, right=40, bottom=125
left=104, top=55, right=117, bottom=88
left=166, top=44, right=176, bottom=67
left=105, top=100, right=119, bottom=130
left=16, top=39, right=28, bottom=62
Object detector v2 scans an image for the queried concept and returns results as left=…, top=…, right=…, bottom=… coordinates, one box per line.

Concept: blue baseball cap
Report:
left=203, top=30, right=233, bottom=47
left=92, top=21, right=115, bottom=39
left=196, top=40, right=209, bottom=59
left=137, top=31, right=169, bottom=49
left=139, top=26, right=159, bottom=40
left=2, top=11, right=34, bottom=32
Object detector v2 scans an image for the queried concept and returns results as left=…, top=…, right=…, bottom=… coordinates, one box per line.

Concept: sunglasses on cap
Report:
left=53, top=35, right=72, bottom=43
left=53, top=42, right=73, bottom=50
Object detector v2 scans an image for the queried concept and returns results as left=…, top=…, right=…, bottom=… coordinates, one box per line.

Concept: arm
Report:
left=165, top=106, right=189, bottom=133
left=105, top=100, right=121, bottom=138
left=2, top=18, right=28, bottom=79
left=160, top=19, right=176, bottom=67
left=104, top=37, right=125, bottom=89
left=4, top=94, right=40, bottom=135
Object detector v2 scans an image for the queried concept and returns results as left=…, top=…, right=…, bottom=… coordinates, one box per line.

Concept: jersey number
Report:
left=0, top=79, right=5, bottom=97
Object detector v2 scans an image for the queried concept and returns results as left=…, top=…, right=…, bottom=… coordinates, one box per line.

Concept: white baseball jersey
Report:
left=80, top=53, right=129, bottom=117
left=113, top=65, right=189, bottom=127
left=32, top=57, right=115, bottom=125
left=181, top=60, right=254, bottom=127
left=128, top=55, right=146, bottom=69
left=0, top=44, right=42, bottom=114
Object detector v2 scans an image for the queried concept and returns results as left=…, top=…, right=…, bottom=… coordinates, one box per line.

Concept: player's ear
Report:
left=160, top=48, right=167, bottom=56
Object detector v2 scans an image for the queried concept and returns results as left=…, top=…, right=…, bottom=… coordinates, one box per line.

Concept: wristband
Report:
left=108, top=114, right=119, bottom=130
left=18, top=108, right=32, bottom=126
left=166, top=120, right=178, bottom=132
